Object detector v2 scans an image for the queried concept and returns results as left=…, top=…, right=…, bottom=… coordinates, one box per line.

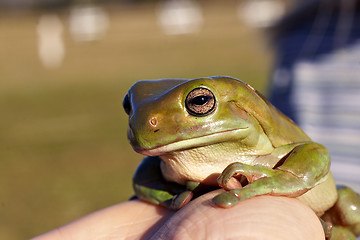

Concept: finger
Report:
left=31, top=199, right=173, bottom=240
left=149, top=190, right=325, bottom=240
left=226, top=177, right=243, bottom=189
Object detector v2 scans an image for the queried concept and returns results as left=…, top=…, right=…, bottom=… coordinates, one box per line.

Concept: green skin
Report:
left=123, top=76, right=360, bottom=239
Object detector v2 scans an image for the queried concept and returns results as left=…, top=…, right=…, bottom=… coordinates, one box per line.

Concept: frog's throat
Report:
left=138, top=128, right=250, bottom=156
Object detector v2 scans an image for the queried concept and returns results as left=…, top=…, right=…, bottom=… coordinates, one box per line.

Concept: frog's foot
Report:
left=133, top=156, right=196, bottom=210
left=217, top=162, right=275, bottom=190
left=214, top=162, right=315, bottom=208
left=168, top=181, right=199, bottom=209
left=170, top=190, right=193, bottom=209
left=328, top=226, right=357, bottom=240
left=212, top=191, right=240, bottom=208
left=322, top=186, right=360, bottom=239
left=134, top=181, right=197, bottom=210
left=215, top=143, right=332, bottom=208
left=214, top=163, right=276, bottom=208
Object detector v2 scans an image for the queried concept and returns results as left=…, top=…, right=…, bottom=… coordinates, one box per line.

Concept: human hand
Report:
left=32, top=190, right=324, bottom=240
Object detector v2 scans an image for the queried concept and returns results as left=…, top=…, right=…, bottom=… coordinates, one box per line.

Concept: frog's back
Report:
left=211, top=76, right=312, bottom=147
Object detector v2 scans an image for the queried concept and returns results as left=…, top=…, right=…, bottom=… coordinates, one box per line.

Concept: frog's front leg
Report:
left=213, top=142, right=330, bottom=207
left=133, top=156, right=199, bottom=210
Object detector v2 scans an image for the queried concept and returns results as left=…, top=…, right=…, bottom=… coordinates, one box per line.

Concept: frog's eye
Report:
left=185, top=87, right=216, bottom=116
left=123, top=94, right=132, bottom=115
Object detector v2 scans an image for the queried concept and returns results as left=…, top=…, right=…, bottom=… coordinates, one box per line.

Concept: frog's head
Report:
left=123, top=76, right=309, bottom=184
left=123, top=76, right=305, bottom=155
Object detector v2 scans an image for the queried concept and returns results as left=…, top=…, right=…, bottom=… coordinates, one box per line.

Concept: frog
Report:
left=123, top=76, right=360, bottom=239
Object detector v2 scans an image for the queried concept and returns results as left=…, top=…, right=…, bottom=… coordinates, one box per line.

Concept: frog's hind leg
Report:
left=321, top=186, right=360, bottom=240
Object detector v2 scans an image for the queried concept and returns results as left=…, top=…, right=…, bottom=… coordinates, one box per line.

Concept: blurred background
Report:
left=1, top=0, right=359, bottom=239
left=0, top=1, right=277, bottom=238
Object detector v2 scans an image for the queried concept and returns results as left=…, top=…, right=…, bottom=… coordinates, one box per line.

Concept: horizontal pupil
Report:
left=191, top=95, right=210, bottom=105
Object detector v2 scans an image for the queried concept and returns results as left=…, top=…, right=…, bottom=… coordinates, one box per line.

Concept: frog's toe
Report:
left=171, top=191, right=193, bottom=210
left=330, top=226, right=357, bottom=240
left=213, top=191, right=239, bottom=208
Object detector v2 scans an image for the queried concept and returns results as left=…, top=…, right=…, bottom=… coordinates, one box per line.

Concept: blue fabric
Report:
left=269, top=0, right=360, bottom=191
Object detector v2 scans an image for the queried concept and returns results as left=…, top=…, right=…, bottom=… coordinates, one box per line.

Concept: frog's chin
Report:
left=136, top=128, right=249, bottom=156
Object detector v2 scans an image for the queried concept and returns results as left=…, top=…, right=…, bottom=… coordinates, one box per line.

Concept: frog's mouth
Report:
left=137, top=128, right=249, bottom=156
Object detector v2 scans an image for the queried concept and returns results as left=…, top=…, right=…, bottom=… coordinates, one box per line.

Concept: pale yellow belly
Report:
left=296, top=172, right=338, bottom=216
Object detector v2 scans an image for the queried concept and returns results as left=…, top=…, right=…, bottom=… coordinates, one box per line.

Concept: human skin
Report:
left=31, top=190, right=324, bottom=240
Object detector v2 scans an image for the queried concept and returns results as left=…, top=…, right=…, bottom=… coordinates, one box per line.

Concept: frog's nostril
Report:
left=149, top=117, right=158, bottom=127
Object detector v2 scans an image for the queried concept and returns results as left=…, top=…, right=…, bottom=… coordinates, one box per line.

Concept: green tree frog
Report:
left=123, top=76, right=360, bottom=239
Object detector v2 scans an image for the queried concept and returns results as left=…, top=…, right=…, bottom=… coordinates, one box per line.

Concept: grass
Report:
left=0, top=1, right=271, bottom=239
